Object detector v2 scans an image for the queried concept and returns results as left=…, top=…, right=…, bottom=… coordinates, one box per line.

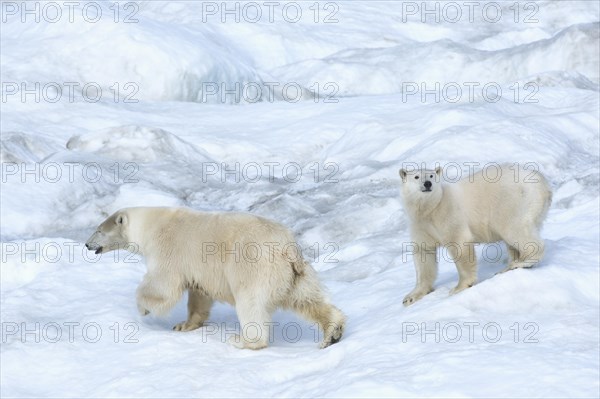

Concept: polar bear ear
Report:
left=116, top=214, right=128, bottom=226
left=435, top=166, right=442, bottom=177
left=399, top=169, right=407, bottom=182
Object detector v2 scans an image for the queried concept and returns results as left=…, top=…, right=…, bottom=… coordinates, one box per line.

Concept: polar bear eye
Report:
left=414, top=176, right=419, bottom=180
left=430, top=175, right=433, bottom=178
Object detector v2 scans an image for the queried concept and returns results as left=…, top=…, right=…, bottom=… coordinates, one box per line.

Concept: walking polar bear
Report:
left=85, top=207, right=346, bottom=349
left=399, top=164, right=552, bottom=306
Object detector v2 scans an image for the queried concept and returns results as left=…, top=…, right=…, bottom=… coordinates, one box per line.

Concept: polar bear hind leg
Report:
left=290, top=300, right=346, bottom=348
left=283, top=266, right=346, bottom=348
left=226, top=293, right=274, bottom=350
left=499, top=226, right=545, bottom=273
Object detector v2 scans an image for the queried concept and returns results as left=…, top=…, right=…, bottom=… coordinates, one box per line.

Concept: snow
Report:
left=1, top=1, right=599, bottom=397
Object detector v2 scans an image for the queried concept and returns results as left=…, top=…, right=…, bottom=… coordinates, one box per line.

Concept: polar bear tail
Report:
left=290, top=258, right=307, bottom=277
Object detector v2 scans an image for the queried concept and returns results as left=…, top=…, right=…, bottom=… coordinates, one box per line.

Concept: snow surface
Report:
left=1, top=1, right=599, bottom=397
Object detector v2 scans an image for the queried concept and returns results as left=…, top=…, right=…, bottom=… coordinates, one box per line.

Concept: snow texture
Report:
left=1, top=1, right=599, bottom=397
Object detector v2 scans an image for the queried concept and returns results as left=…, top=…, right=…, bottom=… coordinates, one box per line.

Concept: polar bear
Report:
left=85, top=207, right=346, bottom=349
left=399, top=164, right=552, bottom=306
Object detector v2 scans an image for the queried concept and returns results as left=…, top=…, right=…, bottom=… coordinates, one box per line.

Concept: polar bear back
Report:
left=456, top=165, right=551, bottom=242
left=127, top=207, right=301, bottom=304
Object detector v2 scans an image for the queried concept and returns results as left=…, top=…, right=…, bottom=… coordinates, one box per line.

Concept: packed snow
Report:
left=1, top=1, right=599, bottom=397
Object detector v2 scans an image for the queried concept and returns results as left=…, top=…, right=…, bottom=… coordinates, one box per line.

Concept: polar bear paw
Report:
left=320, top=324, right=344, bottom=349
left=449, top=281, right=476, bottom=295
left=227, top=335, right=268, bottom=350
left=498, top=262, right=535, bottom=274
left=227, top=335, right=245, bottom=349
left=137, top=303, right=150, bottom=316
left=402, top=288, right=431, bottom=306
left=173, top=321, right=203, bottom=332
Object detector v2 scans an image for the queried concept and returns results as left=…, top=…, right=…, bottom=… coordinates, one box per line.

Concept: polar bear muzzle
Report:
left=85, top=242, right=103, bottom=254
left=423, top=180, right=433, bottom=192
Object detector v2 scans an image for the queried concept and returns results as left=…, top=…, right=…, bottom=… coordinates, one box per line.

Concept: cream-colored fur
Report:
left=399, top=164, right=552, bottom=306
left=86, top=207, right=346, bottom=349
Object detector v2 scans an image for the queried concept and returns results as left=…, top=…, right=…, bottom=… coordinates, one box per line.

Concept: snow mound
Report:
left=1, top=132, right=58, bottom=163
left=66, top=126, right=212, bottom=163
left=273, top=23, right=599, bottom=97
left=0, top=2, right=267, bottom=103
left=1, top=1, right=599, bottom=397
left=518, top=71, right=599, bottom=91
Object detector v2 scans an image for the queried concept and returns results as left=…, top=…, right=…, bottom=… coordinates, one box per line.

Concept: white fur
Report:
left=399, top=164, right=552, bottom=306
left=86, top=207, right=346, bottom=349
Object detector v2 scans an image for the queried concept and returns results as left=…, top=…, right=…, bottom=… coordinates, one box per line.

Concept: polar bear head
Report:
left=85, top=210, right=130, bottom=254
left=399, top=166, right=443, bottom=207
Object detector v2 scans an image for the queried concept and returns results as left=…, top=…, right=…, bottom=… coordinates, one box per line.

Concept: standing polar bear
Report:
left=85, top=207, right=346, bottom=349
left=399, top=164, right=552, bottom=306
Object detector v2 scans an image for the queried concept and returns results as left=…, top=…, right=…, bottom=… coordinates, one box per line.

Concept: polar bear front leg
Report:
left=449, top=241, right=478, bottom=295
left=173, top=290, right=214, bottom=332
left=403, top=240, right=438, bottom=306
left=136, top=273, right=183, bottom=316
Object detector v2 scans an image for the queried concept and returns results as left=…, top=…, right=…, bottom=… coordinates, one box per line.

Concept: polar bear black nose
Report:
left=424, top=181, right=432, bottom=189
